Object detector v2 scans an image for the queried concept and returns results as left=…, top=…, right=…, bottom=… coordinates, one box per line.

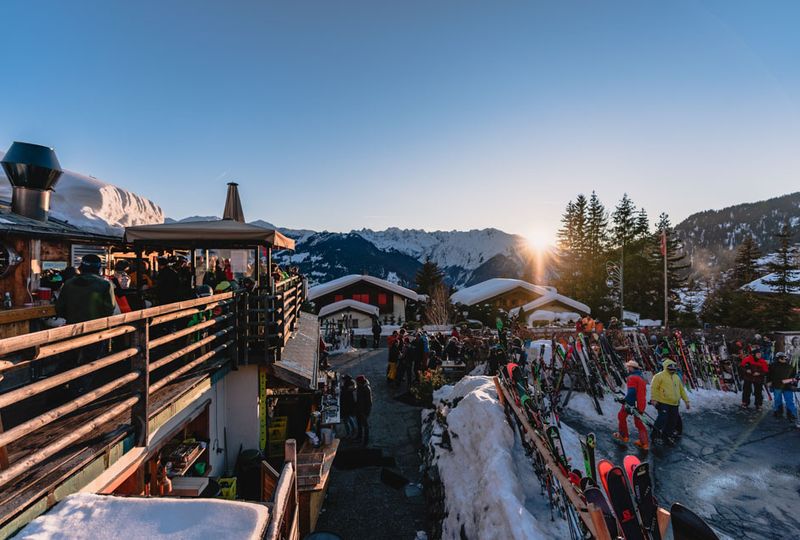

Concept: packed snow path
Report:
left=316, top=348, right=428, bottom=539
left=563, top=394, right=799, bottom=540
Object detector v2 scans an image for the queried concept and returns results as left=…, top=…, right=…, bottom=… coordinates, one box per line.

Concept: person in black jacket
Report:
left=340, top=375, right=357, bottom=439
left=355, top=375, right=373, bottom=446
left=372, top=318, right=382, bottom=349
left=768, top=352, right=797, bottom=420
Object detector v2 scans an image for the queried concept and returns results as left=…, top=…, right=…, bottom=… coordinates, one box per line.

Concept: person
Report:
left=56, top=254, right=116, bottom=324
left=768, top=352, right=797, bottom=420
left=387, top=334, right=401, bottom=384
left=355, top=375, right=372, bottom=446
left=55, top=254, right=117, bottom=393
left=650, top=359, right=691, bottom=445
left=740, top=348, right=769, bottom=410
left=397, top=336, right=414, bottom=387
left=340, top=375, right=357, bottom=439
left=371, top=318, right=382, bottom=349
left=614, top=360, right=649, bottom=450
left=155, top=257, right=181, bottom=305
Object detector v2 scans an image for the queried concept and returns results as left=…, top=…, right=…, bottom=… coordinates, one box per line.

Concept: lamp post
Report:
left=606, top=255, right=624, bottom=322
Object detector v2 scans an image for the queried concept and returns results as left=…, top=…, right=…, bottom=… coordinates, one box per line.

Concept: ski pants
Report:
left=652, top=402, right=679, bottom=439
left=742, top=381, right=763, bottom=407
left=772, top=389, right=797, bottom=415
left=618, top=406, right=649, bottom=445
left=356, top=413, right=370, bottom=445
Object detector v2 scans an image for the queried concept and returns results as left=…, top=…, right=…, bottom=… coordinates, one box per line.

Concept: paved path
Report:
left=564, top=402, right=800, bottom=540
left=315, top=349, right=428, bottom=539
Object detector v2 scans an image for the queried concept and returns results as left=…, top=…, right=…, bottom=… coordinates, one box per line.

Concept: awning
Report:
left=124, top=219, right=295, bottom=250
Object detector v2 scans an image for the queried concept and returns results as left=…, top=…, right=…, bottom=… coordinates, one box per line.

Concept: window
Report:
left=334, top=295, right=344, bottom=302
left=352, top=293, right=370, bottom=304
left=351, top=319, right=359, bottom=328
left=378, top=293, right=388, bottom=306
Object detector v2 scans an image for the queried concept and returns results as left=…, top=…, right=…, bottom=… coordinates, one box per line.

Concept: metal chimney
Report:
left=222, top=182, right=245, bottom=222
left=1, top=142, right=63, bottom=222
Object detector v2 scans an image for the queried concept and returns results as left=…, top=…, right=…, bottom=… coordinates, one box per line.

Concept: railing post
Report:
left=231, top=293, right=240, bottom=370
left=130, top=318, right=150, bottom=446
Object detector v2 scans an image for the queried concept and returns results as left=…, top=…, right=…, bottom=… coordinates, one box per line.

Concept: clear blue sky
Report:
left=1, top=1, right=798, bottom=242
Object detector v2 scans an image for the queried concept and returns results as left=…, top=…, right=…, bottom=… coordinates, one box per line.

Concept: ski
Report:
left=583, top=486, right=620, bottom=539
left=670, top=503, right=720, bottom=540
left=545, top=425, right=570, bottom=473
left=580, top=432, right=596, bottom=481
left=631, top=461, right=662, bottom=540
left=598, top=459, right=646, bottom=540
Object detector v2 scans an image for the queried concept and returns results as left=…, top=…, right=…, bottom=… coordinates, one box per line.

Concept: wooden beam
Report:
left=149, top=326, right=232, bottom=372
left=147, top=313, right=232, bottom=350
left=0, top=305, right=56, bottom=326
left=148, top=340, right=232, bottom=394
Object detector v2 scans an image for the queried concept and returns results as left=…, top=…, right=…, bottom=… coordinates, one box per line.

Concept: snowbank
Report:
left=426, top=376, right=585, bottom=540
left=17, top=493, right=268, bottom=539
left=0, top=151, right=164, bottom=236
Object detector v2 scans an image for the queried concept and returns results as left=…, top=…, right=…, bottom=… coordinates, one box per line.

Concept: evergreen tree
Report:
left=652, top=212, right=690, bottom=323
left=733, top=235, right=762, bottom=287
left=415, top=258, right=444, bottom=296
left=762, top=223, right=800, bottom=329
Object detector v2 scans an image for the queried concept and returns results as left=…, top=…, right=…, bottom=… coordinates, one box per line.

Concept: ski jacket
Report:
left=340, top=381, right=356, bottom=416
left=56, top=273, right=117, bottom=324
left=356, top=380, right=372, bottom=416
left=651, top=368, right=690, bottom=407
left=624, top=370, right=647, bottom=412
left=740, top=355, right=768, bottom=383
left=768, top=361, right=797, bottom=390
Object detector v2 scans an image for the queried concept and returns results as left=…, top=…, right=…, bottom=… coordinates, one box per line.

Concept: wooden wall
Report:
left=0, top=236, right=71, bottom=308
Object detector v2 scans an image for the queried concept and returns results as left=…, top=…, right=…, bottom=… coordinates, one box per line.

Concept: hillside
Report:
left=675, top=192, right=800, bottom=276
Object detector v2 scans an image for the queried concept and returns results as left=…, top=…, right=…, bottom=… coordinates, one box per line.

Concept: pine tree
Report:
left=652, top=212, right=690, bottom=323
left=733, top=235, right=761, bottom=287
left=415, top=258, right=445, bottom=296
left=556, top=200, right=581, bottom=299
left=762, top=223, right=800, bottom=329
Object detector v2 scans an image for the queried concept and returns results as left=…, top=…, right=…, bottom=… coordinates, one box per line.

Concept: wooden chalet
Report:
left=308, top=274, right=423, bottom=325
left=0, top=181, right=335, bottom=539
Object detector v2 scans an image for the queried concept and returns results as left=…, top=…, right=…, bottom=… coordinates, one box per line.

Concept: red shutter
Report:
left=378, top=293, right=387, bottom=306
left=334, top=295, right=343, bottom=302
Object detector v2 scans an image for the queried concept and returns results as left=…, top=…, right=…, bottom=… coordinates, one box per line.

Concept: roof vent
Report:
left=222, top=182, right=245, bottom=222
left=1, top=141, right=63, bottom=221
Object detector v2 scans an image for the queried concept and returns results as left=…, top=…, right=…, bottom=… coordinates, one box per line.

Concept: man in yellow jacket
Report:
left=650, top=358, right=691, bottom=445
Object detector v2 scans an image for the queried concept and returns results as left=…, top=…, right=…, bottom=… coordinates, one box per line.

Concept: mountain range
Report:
left=170, top=191, right=799, bottom=288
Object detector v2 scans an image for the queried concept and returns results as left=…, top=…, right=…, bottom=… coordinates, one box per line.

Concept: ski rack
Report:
left=494, top=376, right=672, bottom=540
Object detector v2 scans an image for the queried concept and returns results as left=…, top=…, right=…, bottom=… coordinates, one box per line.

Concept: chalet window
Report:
left=351, top=320, right=359, bottom=328
left=334, top=295, right=344, bottom=302
left=352, top=293, right=370, bottom=304
left=378, top=293, right=388, bottom=306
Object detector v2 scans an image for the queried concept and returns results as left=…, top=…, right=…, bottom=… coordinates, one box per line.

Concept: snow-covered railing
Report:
left=266, top=439, right=300, bottom=540
left=0, top=292, right=238, bottom=492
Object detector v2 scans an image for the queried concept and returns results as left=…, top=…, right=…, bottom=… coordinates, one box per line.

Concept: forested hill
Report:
left=675, top=192, right=800, bottom=275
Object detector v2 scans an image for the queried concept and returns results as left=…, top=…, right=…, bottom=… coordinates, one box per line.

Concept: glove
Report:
left=685, top=402, right=691, bottom=411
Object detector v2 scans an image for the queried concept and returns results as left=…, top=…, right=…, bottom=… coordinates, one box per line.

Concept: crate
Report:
left=218, top=477, right=237, bottom=500
left=267, top=441, right=285, bottom=458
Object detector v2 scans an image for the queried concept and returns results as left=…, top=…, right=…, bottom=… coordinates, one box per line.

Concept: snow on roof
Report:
left=509, top=292, right=591, bottom=316
left=308, top=274, right=422, bottom=301
left=450, top=278, right=555, bottom=306
left=17, top=493, right=269, bottom=539
left=318, top=299, right=380, bottom=318
left=740, top=271, right=800, bottom=295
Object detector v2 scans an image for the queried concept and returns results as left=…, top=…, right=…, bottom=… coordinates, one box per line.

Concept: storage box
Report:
left=218, top=477, right=237, bottom=500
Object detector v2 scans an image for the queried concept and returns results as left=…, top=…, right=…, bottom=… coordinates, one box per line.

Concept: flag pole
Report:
left=662, top=229, right=669, bottom=330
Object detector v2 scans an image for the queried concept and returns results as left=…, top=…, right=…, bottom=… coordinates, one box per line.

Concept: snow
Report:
left=450, top=278, right=555, bottom=306
left=740, top=271, right=800, bottom=294
left=0, top=151, right=164, bottom=236
left=16, top=493, right=268, bottom=539
left=317, top=299, right=380, bottom=318
left=308, top=274, right=423, bottom=301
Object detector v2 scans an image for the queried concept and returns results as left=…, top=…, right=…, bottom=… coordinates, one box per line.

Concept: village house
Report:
left=308, top=274, right=423, bottom=325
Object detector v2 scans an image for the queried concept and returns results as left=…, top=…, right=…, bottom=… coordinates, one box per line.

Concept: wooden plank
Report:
left=0, top=306, right=56, bottom=326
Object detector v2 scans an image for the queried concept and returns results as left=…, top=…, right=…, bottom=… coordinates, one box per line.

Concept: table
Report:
left=297, top=438, right=339, bottom=537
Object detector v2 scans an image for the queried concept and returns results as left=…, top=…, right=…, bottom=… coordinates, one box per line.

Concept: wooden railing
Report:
left=245, top=276, right=305, bottom=362
left=0, top=292, right=238, bottom=488
left=265, top=439, right=300, bottom=540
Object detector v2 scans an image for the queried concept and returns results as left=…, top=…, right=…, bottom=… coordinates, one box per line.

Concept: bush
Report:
left=411, top=368, right=447, bottom=407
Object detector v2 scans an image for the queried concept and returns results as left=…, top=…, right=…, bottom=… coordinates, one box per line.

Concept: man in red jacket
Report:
left=740, top=348, right=769, bottom=410
left=614, top=360, right=650, bottom=450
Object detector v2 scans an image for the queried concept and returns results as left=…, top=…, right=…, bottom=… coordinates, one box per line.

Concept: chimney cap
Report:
left=1, top=141, right=63, bottom=191
left=222, top=182, right=245, bottom=222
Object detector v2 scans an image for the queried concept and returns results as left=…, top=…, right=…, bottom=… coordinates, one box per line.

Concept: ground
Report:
left=315, top=348, right=428, bottom=539
left=563, top=392, right=800, bottom=540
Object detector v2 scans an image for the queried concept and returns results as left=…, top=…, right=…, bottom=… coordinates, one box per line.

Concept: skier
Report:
left=768, top=352, right=797, bottom=420
left=371, top=317, right=382, bottom=349
left=339, top=375, right=357, bottom=439
left=740, top=348, right=768, bottom=410
left=355, top=375, right=373, bottom=446
left=614, top=361, right=649, bottom=450
left=650, top=359, right=690, bottom=445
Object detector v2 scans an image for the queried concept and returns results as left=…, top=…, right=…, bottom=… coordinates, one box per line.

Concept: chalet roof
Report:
left=308, top=274, right=422, bottom=302
left=124, top=219, right=295, bottom=250
left=318, top=299, right=380, bottom=318
left=740, top=272, right=800, bottom=295
left=510, top=292, right=591, bottom=316
left=273, top=311, right=319, bottom=390
left=0, top=202, right=120, bottom=245
left=18, top=493, right=269, bottom=539
left=450, top=278, right=555, bottom=306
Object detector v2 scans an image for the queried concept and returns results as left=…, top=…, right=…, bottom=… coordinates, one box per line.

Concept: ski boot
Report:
left=611, top=433, right=629, bottom=446
left=634, top=440, right=649, bottom=452
left=773, top=408, right=783, bottom=419
left=787, top=412, right=797, bottom=422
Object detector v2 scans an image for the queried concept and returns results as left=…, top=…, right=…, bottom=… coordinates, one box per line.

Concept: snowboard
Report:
left=583, top=486, right=620, bottom=539
left=670, top=503, right=720, bottom=540
left=598, top=459, right=645, bottom=540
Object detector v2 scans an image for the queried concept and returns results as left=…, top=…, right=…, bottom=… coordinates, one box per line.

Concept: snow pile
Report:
left=426, top=376, right=576, bottom=540
left=0, top=151, right=164, bottom=236
left=17, top=493, right=268, bottom=539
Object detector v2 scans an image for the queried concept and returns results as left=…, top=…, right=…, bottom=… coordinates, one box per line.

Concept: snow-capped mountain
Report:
left=0, top=150, right=163, bottom=236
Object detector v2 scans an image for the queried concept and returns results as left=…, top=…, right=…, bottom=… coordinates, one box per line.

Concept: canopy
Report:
left=124, top=219, right=295, bottom=250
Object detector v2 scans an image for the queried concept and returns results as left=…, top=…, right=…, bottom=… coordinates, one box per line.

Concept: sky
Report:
left=0, top=1, right=799, bottom=244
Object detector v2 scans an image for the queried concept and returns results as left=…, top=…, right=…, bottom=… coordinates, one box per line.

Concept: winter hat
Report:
left=625, top=360, right=641, bottom=370
left=662, top=359, right=677, bottom=371
left=356, top=375, right=367, bottom=384
left=775, top=352, right=787, bottom=361
left=79, top=254, right=103, bottom=274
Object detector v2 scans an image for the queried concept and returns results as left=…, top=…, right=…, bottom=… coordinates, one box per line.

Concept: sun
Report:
left=525, top=230, right=553, bottom=252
